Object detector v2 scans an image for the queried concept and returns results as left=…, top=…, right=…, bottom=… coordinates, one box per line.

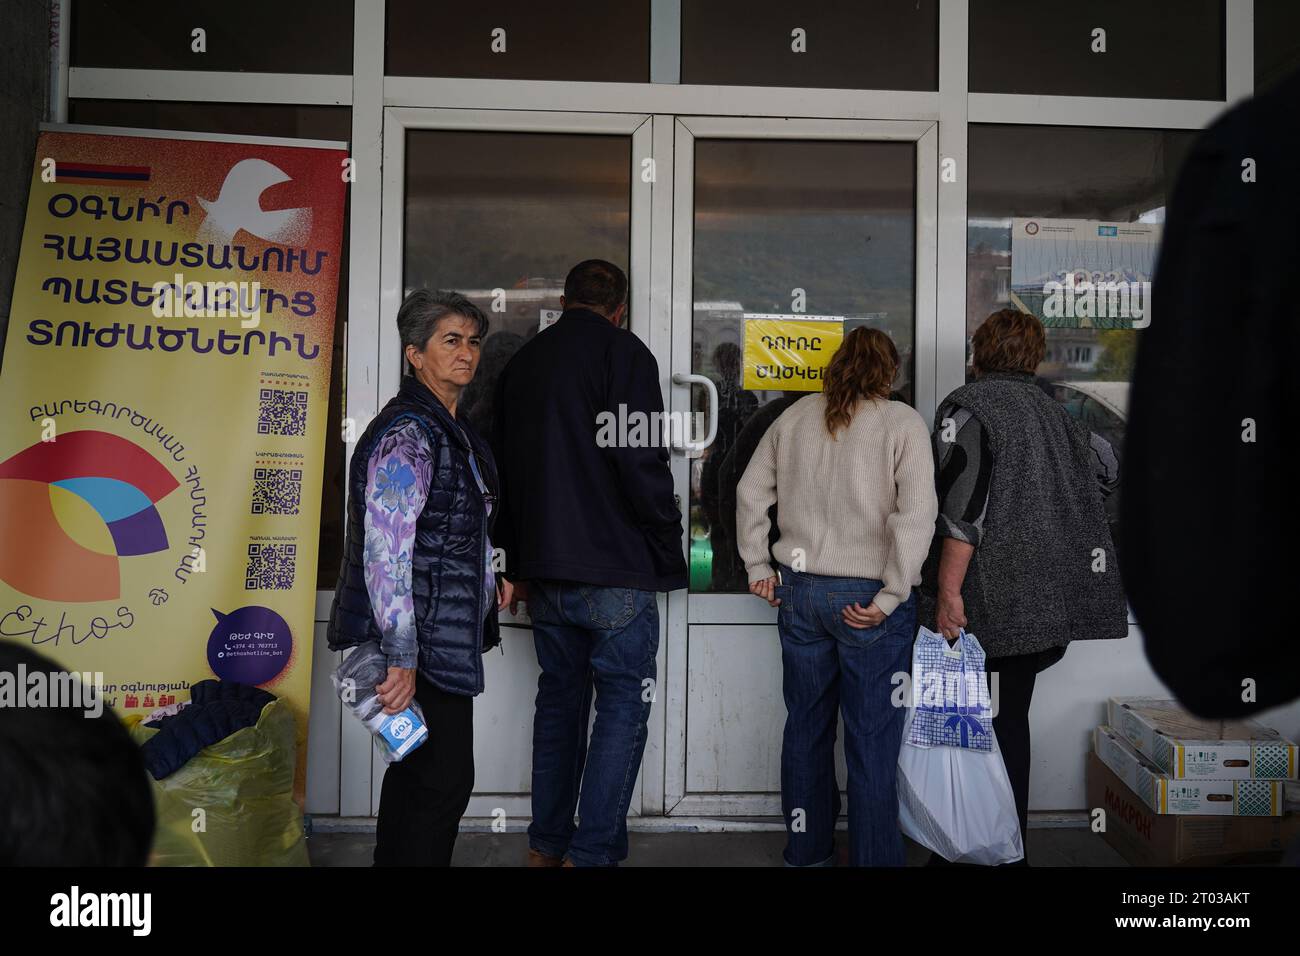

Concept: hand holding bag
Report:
left=896, top=627, right=1024, bottom=865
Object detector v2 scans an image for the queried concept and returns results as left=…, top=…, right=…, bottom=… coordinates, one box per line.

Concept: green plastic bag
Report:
left=129, top=699, right=308, bottom=867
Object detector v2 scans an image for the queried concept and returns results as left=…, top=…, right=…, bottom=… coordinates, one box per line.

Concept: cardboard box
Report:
left=1094, top=726, right=1284, bottom=815
left=1107, top=697, right=1298, bottom=780
left=1086, top=753, right=1300, bottom=866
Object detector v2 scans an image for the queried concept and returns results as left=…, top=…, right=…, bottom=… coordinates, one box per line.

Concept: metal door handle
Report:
left=671, top=372, right=718, bottom=455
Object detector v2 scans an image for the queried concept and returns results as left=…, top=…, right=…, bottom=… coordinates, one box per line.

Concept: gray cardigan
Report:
left=918, top=373, right=1128, bottom=658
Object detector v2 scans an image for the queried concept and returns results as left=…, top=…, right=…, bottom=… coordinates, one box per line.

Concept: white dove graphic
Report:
left=196, top=158, right=312, bottom=245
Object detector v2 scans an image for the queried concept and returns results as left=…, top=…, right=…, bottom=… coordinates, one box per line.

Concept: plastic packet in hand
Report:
left=331, top=641, right=428, bottom=763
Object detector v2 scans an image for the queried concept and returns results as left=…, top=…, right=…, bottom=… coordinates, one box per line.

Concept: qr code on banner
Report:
left=245, top=542, right=297, bottom=590
left=251, top=467, right=302, bottom=515
left=257, top=388, right=308, bottom=436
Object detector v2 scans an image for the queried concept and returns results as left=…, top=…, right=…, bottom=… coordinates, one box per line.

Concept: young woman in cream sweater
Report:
left=736, top=327, right=937, bottom=867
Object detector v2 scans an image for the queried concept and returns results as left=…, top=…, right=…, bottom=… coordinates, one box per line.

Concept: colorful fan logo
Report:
left=0, top=430, right=178, bottom=602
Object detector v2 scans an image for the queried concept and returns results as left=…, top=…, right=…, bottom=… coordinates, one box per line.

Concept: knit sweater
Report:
left=917, top=373, right=1128, bottom=657
left=735, top=394, right=938, bottom=617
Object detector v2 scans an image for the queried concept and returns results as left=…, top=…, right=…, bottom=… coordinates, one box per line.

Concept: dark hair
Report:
left=971, top=308, right=1046, bottom=375
left=822, top=327, right=900, bottom=438
left=563, top=259, right=628, bottom=316
left=0, top=643, right=155, bottom=865
left=398, top=289, right=489, bottom=371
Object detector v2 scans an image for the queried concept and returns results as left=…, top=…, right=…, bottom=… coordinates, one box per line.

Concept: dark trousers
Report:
left=373, top=672, right=474, bottom=867
left=987, top=653, right=1041, bottom=850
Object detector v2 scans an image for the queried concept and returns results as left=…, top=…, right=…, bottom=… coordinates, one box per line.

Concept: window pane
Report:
left=970, top=0, right=1224, bottom=100
left=690, top=138, right=916, bottom=592
left=70, top=0, right=353, bottom=73
left=682, top=0, right=938, bottom=91
left=68, top=100, right=352, bottom=590
left=967, top=124, right=1197, bottom=553
left=385, top=0, right=650, bottom=81
left=68, top=100, right=352, bottom=142
left=1256, top=0, right=1300, bottom=92
left=402, top=129, right=631, bottom=441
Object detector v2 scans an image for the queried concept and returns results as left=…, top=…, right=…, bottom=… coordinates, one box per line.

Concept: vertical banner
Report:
left=0, top=126, right=348, bottom=797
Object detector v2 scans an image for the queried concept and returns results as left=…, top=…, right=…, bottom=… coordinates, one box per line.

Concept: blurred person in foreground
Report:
left=0, top=642, right=154, bottom=866
left=1124, top=69, right=1300, bottom=719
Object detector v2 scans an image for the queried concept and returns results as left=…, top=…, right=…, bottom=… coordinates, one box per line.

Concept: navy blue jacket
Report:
left=140, top=681, right=275, bottom=780
left=492, top=308, right=688, bottom=592
left=326, top=374, right=500, bottom=697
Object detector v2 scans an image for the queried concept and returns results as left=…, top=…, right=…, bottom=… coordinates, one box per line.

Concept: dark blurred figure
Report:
left=0, top=643, right=155, bottom=866
left=1123, top=70, right=1300, bottom=718
left=717, top=392, right=810, bottom=578
left=462, top=330, right=525, bottom=438
left=700, top=342, right=758, bottom=590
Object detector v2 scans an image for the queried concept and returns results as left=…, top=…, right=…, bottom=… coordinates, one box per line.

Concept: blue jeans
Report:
left=527, top=580, right=658, bottom=867
left=775, top=566, right=916, bottom=867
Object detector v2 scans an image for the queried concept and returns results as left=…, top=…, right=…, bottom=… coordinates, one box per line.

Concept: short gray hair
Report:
left=397, top=289, right=489, bottom=368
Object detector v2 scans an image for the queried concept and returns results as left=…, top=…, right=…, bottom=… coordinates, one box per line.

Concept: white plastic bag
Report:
left=897, top=628, right=1024, bottom=865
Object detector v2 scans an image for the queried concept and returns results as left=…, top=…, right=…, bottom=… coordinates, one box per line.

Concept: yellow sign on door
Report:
left=742, top=318, right=843, bottom=391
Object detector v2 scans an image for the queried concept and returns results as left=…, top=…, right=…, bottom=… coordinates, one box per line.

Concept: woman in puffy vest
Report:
left=326, top=289, right=511, bottom=867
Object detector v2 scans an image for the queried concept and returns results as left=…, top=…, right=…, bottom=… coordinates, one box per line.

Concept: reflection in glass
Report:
left=690, top=138, right=916, bottom=593
left=402, top=130, right=631, bottom=442
left=966, top=124, right=1196, bottom=550
left=386, top=0, right=650, bottom=81
left=970, top=0, right=1223, bottom=101
left=682, top=0, right=938, bottom=91
left=1256, top=0, right=1300, bottom=92
left=71, top=0, right=353, bottom=73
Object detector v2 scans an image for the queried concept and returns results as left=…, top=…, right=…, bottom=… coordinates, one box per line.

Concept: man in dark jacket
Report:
left=1123, top=69, right=1300, bottom=719
left=493, top=259, right=687, bottom=867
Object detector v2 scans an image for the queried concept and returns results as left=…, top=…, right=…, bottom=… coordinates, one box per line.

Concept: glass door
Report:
left=363, top=107, right=654, bottom=821
left=663, top=117, right=937, bottom=815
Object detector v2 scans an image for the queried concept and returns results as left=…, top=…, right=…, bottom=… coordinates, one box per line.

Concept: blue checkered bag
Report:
left=906, top=627, right=993, bottom=751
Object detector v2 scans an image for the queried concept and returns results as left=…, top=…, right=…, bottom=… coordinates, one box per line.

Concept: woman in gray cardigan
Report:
left=918, top=308, right=1127, bottom=863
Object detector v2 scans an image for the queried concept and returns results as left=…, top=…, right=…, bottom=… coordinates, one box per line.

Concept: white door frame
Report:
left=347, top=106, right=656, bottom=819
left=663, top=115, right=938, bottom=816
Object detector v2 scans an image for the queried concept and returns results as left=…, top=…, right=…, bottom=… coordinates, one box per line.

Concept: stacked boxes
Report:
left=1107, top=698, right=1297, bottom=783
left=1094, top=726, right=1286, bottom=816
left=1087, top=698, right=1300, bottom=865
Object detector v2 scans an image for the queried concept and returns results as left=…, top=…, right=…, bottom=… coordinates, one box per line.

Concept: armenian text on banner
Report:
left=742, top=315, right=844, bottom=391
left=0, top=126, right=348, bottom=796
